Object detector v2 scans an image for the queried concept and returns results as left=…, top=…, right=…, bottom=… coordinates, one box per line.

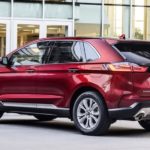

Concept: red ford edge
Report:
left=0, top=37, right=150, bottom=135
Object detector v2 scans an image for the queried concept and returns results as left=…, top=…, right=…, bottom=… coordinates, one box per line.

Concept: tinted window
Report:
left=47, top=41, right=84, bottom=63
left=84, top=42, right=99, bottom=61
left=114, top=43, right=150, bottom=65
left=10, top=41, right=50, bottom=66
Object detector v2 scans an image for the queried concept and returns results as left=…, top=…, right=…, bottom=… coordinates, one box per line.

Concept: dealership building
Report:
left=0, top=0, right=150, bottom=56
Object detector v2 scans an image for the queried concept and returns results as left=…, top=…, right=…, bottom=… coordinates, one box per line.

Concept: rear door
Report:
left=36, top=40, right=85, bottom=107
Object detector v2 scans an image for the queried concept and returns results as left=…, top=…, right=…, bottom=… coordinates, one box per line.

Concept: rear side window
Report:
left=84, top=42, right=100, bottom=62
left=47, top=41, right=84, bottom=63
left=114, top=43, right=150, bottom=65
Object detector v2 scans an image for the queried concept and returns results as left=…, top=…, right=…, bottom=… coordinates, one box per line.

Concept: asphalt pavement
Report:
left=0, top=113, right=149, bottom=150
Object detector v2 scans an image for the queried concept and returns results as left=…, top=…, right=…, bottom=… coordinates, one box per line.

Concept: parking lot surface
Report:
left=0, top=114, right=149, bottom=150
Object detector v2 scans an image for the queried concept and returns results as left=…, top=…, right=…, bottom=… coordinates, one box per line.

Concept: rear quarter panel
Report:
left=85, top=39, right=124, bottom=63
left=119, top=72, right=150, bottom=107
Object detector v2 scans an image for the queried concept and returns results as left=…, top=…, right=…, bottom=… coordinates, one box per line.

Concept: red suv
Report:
left=0, top=37, right=150, bottom=135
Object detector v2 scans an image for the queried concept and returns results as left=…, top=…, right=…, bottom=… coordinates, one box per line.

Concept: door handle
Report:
left=26, top=69, right=36, bottom=73
left=68, top=68, right=79, bottom=73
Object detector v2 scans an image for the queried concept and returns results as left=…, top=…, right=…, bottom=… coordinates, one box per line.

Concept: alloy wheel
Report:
left=77, top=98, right=100, bottom=130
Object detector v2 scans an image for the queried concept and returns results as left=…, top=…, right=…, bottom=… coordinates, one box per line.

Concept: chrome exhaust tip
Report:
left=134, top=111, right=145, bottom=121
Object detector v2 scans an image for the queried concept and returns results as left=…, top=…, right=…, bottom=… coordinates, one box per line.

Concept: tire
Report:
left=139, top=120, right=150, bottom=131
left=0, top=111, right=3, bottom=119
left=73, top=91, right=110, bottom=136
left=34, top=115, right=57, bottom=121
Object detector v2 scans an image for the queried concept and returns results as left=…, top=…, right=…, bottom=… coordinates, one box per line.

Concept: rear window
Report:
left=114, top=43, right=150, bottom=65
left=84, top=42, right=100, bottom=62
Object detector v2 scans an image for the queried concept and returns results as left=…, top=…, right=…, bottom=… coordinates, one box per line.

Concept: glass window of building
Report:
left=0, top=24, right=6, bottom=57
left=133, top=0, right=145, bottom=5
left=0, top=0, right=11, bottom=17
left=45, top=0, right=73, bottom=19
left=47, top=25, right=68, bottom=37
left=146, top=0, right=150, bottom=5
left=145, top=7, right=150, bottom=40
left=105, top=0, right=130, bottom=4
left=132, top=6, right=144, bottom=40
left=132, top=0, right=150, bottom=40
left=17, top=24, right=39, bottom=47
left=104, top=0, right=130, bottom=38
left=75, top=0, right=102, bottom=37
left=75, top=0, right=101, bottom=3
left=14, top=0, right=43, bottom=18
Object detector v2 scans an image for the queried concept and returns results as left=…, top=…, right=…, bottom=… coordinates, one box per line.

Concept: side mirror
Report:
left=1, top=57, right=9, bottom=66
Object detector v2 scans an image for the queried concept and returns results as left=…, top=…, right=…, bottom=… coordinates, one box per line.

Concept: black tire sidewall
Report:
left=139, top=120, right=150, bottom=131
left=73, top=91, right=110, bottom=135
left=0, top=111, right=3, bottom=119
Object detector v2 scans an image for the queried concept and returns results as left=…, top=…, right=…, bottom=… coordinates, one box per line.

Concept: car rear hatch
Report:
left=113, top=41, right=150, bottom=98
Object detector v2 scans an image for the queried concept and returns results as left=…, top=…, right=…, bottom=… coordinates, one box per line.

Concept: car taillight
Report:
left=106, top=62, right=148, bottom=72
left=132, top=64, right=148, bottom=72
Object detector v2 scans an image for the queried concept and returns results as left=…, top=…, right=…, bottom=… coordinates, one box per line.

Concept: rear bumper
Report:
left=109, top=101, right=150, bottom=120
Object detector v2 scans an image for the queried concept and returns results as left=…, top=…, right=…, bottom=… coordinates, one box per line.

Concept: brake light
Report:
left=108, top=62, right=131, bottom=72
left=106, top=62, right=148, bottom=72
left=132, top=64, right=148, bottom=72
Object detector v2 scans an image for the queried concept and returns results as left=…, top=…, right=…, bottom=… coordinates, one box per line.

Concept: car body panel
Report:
left=0, top=37, right=149, bottom=120
left=119, top=72, right=150, bottom=107
left=0, top=65, right=37, bottom=103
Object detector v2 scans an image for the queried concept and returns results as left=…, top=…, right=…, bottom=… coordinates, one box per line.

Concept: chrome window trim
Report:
left=9, top=39, right=100, bottom=66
